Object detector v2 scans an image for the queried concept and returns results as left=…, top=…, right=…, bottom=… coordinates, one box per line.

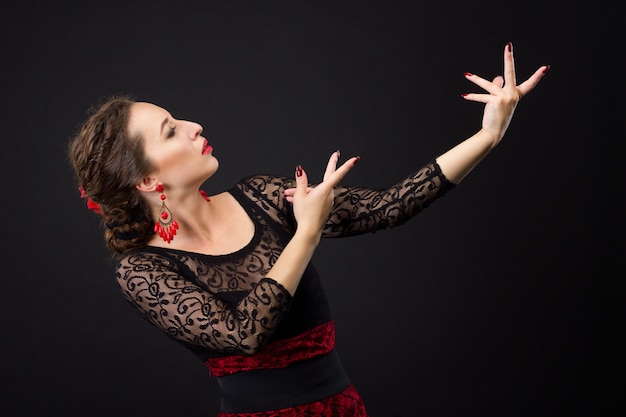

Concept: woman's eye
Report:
left=167, top=126, right=176, bottom=138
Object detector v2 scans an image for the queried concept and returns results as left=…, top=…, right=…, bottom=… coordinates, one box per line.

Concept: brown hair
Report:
left=68, top=95, right=155, bottom=254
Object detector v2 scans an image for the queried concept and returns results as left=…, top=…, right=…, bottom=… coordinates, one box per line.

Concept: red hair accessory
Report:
left=78, top=186, right=103, bottom=215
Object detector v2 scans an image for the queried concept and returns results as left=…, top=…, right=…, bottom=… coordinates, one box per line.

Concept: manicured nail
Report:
left=542, top=65, right=551, bottom=74
left=461, top=93, right=468, bottom=98
left=353, top=156, right=360, bottom=165
left=296, top=165, right=302, bottom=177
left=336, top=150, right=341, bottom=157
left=506, top=42, right=512, bottom=52
left=464, top=72, right=473, bottom=77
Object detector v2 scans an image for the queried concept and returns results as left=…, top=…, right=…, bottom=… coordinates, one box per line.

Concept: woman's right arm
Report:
left=116, top=252, right=292, bottom=355
left=263, top=156, right=359, bottom=294
left=116, top=156, right=357, bottom=354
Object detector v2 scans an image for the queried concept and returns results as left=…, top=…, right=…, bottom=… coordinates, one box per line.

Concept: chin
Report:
left=206, top=157, right=219, bottom=176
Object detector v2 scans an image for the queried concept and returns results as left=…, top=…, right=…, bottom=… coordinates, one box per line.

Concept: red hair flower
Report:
left=78, top=186, right=103, bottom=215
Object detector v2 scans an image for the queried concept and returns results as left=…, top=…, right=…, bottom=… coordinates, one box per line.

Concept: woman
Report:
left=68, top=43, right=548, bottom=416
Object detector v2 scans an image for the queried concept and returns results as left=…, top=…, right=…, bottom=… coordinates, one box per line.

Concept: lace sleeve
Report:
left=116, top=251, right=292, bottom=355
left=323, top=160, right=455, bottom=237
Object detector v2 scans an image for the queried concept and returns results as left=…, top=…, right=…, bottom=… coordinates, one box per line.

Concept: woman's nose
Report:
left=188, top=121, right=203, bottom=138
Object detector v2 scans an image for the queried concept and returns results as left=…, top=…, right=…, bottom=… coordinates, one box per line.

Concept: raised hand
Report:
left=462, top=42, right=549, bottom=147
left=436, top=42, right=549, bottom=184
left=288, top=151, right=359, bottom=237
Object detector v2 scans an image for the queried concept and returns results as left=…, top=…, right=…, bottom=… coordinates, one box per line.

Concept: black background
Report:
left=2, top=1, right=622, bottom=416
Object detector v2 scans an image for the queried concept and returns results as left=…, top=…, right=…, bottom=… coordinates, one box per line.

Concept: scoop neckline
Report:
left=142, top=189, right=261, bottom=259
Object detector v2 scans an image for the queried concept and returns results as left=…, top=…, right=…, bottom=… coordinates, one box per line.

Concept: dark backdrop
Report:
left=2, top=1, right=622, bottom=416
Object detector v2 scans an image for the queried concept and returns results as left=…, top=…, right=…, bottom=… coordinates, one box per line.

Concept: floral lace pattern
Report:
left=117, top=251, right=292, bottom=355
left=115, top=160, right=453, bottom=358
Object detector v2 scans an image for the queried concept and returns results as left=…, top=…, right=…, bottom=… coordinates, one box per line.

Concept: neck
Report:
left=153, top=189, right=213, bottom=245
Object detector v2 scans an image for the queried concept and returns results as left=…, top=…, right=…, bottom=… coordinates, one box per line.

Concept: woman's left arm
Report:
left=284, top=43, right=549, bottom=236
left=285, top=157, right=454, bottom=238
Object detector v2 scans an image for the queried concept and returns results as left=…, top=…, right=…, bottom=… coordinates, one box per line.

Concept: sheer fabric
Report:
left=115, top=160, right=454, bottom=414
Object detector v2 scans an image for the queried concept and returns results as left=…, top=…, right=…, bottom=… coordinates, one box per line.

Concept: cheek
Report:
left=153, top=146, right=191, bottom=169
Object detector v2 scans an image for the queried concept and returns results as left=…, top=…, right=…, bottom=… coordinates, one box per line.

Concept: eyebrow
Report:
left=159, top=117, right=169, bottom=135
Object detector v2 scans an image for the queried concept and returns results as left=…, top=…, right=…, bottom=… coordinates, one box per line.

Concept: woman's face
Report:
left=128, top=102, right=218, bottom=189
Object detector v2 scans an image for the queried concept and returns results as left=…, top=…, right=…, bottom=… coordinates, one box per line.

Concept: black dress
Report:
left=115, top=160, right=454, bottom=416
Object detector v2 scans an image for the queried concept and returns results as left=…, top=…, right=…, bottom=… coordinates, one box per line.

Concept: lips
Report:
left=202, top=139, right=213, bottom=155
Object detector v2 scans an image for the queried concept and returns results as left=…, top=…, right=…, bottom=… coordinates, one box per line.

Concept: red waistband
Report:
left=206, top=321, right=336, bottom=377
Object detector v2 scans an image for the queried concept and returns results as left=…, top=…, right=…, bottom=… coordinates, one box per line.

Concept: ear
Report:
left=136, top=177, right=158, bottom=192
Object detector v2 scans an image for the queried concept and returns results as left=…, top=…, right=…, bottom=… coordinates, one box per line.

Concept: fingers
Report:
left=464, top=72, right=501, bottom=96
left=294, top=164, right=309, bottom=197
left=462, top=43, right=550, bottom=101
left=503, top=42, right=517, bottom=91
left=298, top=151, right=359, bottom=190
left=323, top=156, right=359, bottom=189
left=323, top=150, right=340, bottom=182
left=284, top=186, right=312, bottom=197
left=517, top=65, right=550, bottom=97
left=285, top=154, right=359, bottom=203
left=503, top=42, right=551, bottom=97
left=284, top=186, right=312, bottom=202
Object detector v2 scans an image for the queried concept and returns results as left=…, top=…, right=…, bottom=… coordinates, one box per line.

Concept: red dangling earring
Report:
left=154, top=183, right=178, bottom=243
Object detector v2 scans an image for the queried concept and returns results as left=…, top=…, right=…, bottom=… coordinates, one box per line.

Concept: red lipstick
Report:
left=202, top=139, right=213, bottom=155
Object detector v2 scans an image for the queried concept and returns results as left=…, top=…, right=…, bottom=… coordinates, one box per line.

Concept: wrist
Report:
left=292, top=226, right=322, bottom=246
left=476, top=128, right=501, bottom=149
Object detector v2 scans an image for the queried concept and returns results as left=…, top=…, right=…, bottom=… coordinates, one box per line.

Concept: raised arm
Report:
left=283, top=158, right=454, bottom=238
left=436, top=42, right=549, bottom=183
left=282, top=44, right=548, bottom=234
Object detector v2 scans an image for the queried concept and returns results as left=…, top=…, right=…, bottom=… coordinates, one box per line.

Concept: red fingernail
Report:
left=464, top=72, right=473, bottom=77
left=506, top=42, right=512, bottom=52
left=542, top=65, right=551, bottom=74
left=461, top=93, right=468, bottom=98
left=296, top=165, right=302, bottom=177
left=353, top=156, right=360, bottom=165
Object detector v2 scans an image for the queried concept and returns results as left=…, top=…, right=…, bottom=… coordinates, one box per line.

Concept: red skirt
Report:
left=208, top=322, right=369, bottom=417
